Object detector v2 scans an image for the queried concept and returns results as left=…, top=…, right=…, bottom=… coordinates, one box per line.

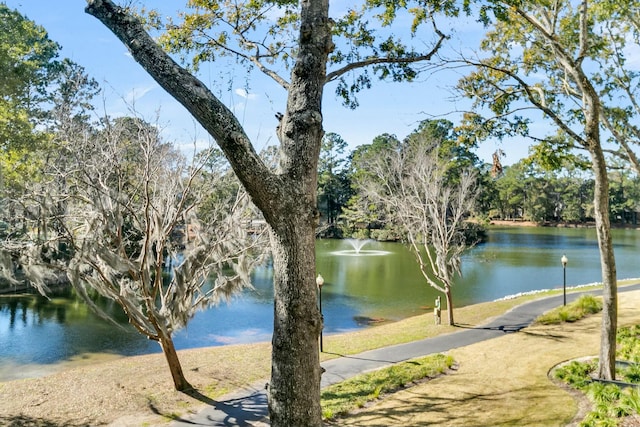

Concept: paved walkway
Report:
left=170, top=284, right=640, bottom=426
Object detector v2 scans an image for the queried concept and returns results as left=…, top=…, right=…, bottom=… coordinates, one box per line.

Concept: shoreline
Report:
left=2, top=283, right=639, bottom=426
left=3, top=278, right=639, bottom=384
left=495, top=278, right=640, bottom=301
left=1, top=285, right=638, bottom=427
left=489, top=219, right=640, bottom=229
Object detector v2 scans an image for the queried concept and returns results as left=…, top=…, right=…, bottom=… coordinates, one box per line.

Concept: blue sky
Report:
left=5, top=1, right=532, bottom=165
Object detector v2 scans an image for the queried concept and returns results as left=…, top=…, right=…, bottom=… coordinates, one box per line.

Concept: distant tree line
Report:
left=317, top=120, right=640, bottom=240
left=485, top=159, right=640, bottom=226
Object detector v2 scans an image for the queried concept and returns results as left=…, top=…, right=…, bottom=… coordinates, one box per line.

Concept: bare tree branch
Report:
left=85, top=0, right=277, bottom=210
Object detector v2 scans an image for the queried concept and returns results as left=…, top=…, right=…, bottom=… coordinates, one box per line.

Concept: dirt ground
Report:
left=0, top=342, right=272, bottom=426
left=2, top=291, right=640, bottom=427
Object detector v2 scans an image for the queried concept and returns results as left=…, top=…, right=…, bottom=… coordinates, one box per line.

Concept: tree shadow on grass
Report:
left=0, top=415, right=88, bottom=427
left=521, top=328, right=570, bottom=341
left=147, top=386, right=269, bottom=426
left=326, top=384, right=570, bottom=427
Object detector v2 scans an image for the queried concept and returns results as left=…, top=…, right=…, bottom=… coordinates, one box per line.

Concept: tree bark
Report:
left=159, top=334, right=192, bottom=392
left=85, top=1, right=329, bottom=424
left=444, top=286, right=454, bottom=326
left=265, top=0, right=329, bottom=422
left=268, top=213, right=323, bottom=425
left=583, top=78, right=618, bottom=380
left=591, top=145, right=618, bottom=380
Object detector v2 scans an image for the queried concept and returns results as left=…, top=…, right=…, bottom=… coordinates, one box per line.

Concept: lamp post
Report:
left=561, top=254, right=568, bottom=306
left=316, top=274, right=324, bottom=352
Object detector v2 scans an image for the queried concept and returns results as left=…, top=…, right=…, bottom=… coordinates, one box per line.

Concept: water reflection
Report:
left=0, top=288, right=157, bottom=379
left=1, top=227, right=639, bottom=379
left=329, top=249, right=391, bottom=256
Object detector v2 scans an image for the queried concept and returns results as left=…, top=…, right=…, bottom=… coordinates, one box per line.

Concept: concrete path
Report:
left=170, top=284, right=640, bottom=426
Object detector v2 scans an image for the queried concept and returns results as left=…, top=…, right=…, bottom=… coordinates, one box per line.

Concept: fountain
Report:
left=330, top=239, right=391, bottom=256
left=347, top=238, right=370, bottom=254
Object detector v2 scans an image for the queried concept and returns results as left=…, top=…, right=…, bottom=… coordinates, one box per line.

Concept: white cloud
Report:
left=124, top=84, right=157, bottom=104
left=234, top=88, right=258, bottom=100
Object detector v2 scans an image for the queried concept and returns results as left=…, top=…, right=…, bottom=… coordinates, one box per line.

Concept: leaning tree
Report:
left=84, top=0, right=454, bottom=424
left=12, top=112, right=266, bottom=391
left=455, top=0, right=629, bottom=379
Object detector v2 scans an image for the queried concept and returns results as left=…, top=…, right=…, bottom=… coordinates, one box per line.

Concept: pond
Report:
left=1, top=226, right=639, bottom=380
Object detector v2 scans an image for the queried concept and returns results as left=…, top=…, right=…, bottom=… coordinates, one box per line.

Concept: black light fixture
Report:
left=316, top=274, right=324, bottom=352
left=561, top=254, right=568, bottom=306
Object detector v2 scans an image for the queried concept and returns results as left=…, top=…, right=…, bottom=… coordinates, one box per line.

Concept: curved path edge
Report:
left=169, top=283, right=640, bottom=426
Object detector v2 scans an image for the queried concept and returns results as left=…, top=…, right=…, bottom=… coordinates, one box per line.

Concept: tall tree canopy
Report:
left=318, top=132, right=349, bottom=229
left=0, top=4, right=63, bottom=207
left=0, top=3, right=60, bottom=147
left=0, top=5, right=99, bottom=249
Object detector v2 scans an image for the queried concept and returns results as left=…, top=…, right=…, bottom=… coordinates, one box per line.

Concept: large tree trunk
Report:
left=583, top=82, right=618, bottom=380
left=86, top=1, right=330, bottom=424
left=444, top=286, right=454, bottom=326
left=159, top=334, right=192, bottom=392
left=265, top=0, right=329, bottom=422
left=268, top=211, right=322, bottom=425
left=591, top=146, right=618, bottom=380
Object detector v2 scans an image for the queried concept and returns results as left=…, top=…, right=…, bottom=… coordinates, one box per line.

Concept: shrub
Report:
left=536, top=294, right=602, bottom=325
left=620, top=364, right=640, bottom=383
left=617, top=325, right=640, bottom=363
left=370, top=228, right=402, bottom=242
left=554, top=360, right=597, bottom=389
left=619, top=387, right=640, bottom=416
left=587, top=383, right=621, bottom=405
left=580, top=411, right=618, bottom=427
left=555, top=323, right=640, bottom=427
